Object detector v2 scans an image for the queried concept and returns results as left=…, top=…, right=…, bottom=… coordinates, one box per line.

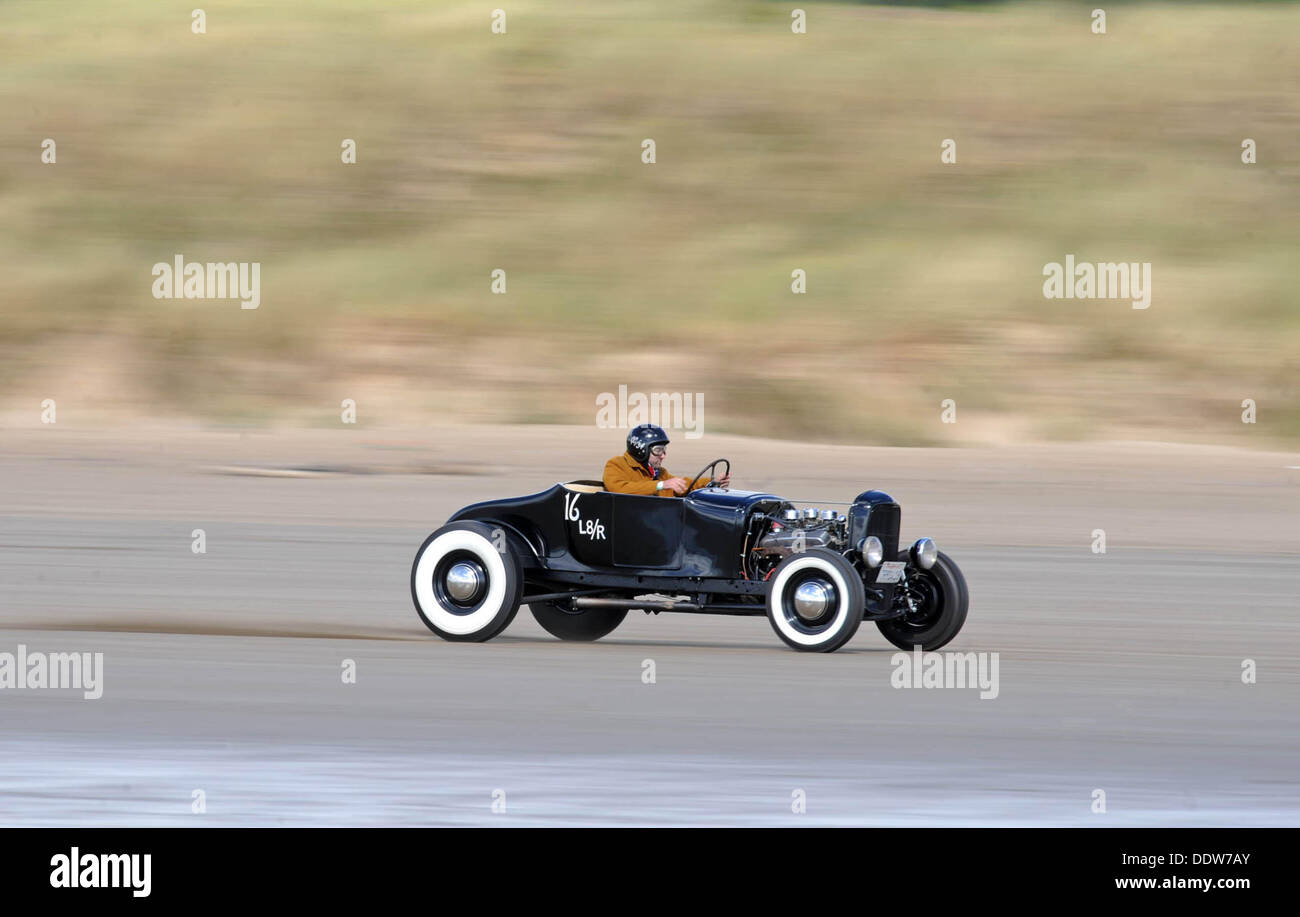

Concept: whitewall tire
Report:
left=411, top=521, right=523, bottom=642
left=765, top=549, right=865, bottom=652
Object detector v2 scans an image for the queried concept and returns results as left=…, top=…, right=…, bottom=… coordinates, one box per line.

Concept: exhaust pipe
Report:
left=571, top=597, right=701, bottom=612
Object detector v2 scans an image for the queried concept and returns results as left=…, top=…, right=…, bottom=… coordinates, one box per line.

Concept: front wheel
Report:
left=529, top=602, right=627, bottom=642
left=765, top=549, right=865, bottom=652
left=411, top=521, right=523, bottom=642
left=876, top=550, right=968, bottom=651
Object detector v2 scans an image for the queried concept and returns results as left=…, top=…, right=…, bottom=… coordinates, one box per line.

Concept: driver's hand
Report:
left=663, top=476, right=689, bottom=495
left=714, top=472, right=731, bottom=488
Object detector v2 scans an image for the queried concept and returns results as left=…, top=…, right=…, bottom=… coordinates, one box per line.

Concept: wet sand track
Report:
left=1, top=427, right=1297, bottom=825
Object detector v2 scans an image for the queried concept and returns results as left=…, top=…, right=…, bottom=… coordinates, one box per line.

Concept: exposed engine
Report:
left=745, top=506, right=849, bottom=581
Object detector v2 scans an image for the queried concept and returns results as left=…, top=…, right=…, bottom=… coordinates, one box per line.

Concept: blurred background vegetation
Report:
left=2, top=0, right=1297, bottom=445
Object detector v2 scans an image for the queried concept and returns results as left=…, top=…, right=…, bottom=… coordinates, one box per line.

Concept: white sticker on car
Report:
left=875, top=561, right=906, bottom=584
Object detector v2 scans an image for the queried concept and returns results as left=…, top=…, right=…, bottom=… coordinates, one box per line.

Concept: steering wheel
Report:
left=685, top=458, right=730, bottom=494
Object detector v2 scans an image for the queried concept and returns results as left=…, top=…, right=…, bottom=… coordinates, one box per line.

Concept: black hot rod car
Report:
left=410, top=459, right=968, bottom=652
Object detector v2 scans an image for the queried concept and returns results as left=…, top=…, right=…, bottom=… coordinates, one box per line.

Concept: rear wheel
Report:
left=876, top=550, right=968, bottom=651
left=529, top=602, right=627, bottom=642
left=411, top=521, right=523, bottom=642
left=765, top=549, right=865, bottom=652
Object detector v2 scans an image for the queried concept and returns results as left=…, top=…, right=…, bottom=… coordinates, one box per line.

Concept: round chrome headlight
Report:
left=910, top=537, right=938, bottom=570
left=858, top=535, right=884, bottom=568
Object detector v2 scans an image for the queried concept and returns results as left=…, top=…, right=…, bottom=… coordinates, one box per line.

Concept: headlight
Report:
left=858, top=535, right=884, bottom=568
left=910, top=537, right=938, bottom=570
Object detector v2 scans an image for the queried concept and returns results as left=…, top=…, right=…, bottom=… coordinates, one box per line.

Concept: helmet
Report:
left=626, top=424, right=670, bottom=464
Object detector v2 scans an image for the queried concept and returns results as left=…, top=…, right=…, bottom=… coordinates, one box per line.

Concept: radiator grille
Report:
left=866, top=503, right=900, bottom=562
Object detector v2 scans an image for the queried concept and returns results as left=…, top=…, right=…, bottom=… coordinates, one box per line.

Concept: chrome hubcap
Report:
left=445, top=562, right=484, bottom=603
left=792, top=580, right=833, bottom=621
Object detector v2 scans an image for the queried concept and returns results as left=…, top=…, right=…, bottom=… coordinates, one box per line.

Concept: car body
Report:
left=410, top=460, right=968, bottom=652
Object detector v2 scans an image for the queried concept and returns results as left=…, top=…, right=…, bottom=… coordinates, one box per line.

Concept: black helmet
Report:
left=627, top=424, right=670, bottom=464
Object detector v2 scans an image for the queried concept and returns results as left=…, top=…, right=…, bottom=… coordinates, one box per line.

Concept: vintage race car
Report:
left=410, top=458, right=968, bottom=652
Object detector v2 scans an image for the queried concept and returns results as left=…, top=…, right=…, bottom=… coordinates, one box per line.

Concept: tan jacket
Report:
left=603, top=452, right=712, bottom=498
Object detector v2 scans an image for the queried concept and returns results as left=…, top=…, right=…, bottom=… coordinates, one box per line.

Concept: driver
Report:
left=604, top=424, right=731, bottom=497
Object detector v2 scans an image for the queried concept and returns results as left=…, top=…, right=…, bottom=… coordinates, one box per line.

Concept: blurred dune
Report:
left=1, top=0, right=1297, bottom=446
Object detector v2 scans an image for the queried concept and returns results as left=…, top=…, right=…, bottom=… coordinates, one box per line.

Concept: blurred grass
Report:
left=1, top=0, right=1297, bottom=445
